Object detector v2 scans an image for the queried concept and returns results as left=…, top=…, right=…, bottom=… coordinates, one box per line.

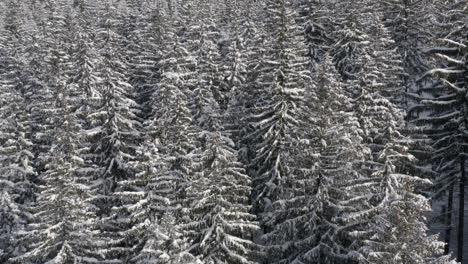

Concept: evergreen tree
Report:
left=245, top=0, right=311, bottom=228
left=355, top=144, right=455, bottom=264
left=343, top=63, right=454, bottom=264
left=187, top=131, right=262, bottom=263
left=294, top=0, right=335, bottom=66
left=113, top=0, right=175, bottom=120
left=67, top=24, right=103, bottom=131
left=80, top=6, right=143, bottom=261
left=412, top=23, right=467, bottom=262
left=0, top=1, right=464, bottom=263
left=379, top=0, right=437, bottom=86
left=332, top=1, right=405, bottom=103
left=117, top=18, right=205, bottom=254
left=89, top=49, right=141, bottom=216
left=10, top=85, right=105, bottom=264
left=146, top=21, right=199, bottom=216
left=188, top=22, right=224, bottom=128
left=224, top=39, right=250, bottom=149
left=410, top=0, right=467, bottom=256
left=88, top=0, right=142, bottom=214
left=330, top=2, right=452, bottom=263
left=263, top=57, right=367, bottom=264
left=224, top=0, right=264, bottom=165
left=132, top=213, right=203, bottom=264
left=0, top=40, right=36, bottom=262
left=90, top=55, right=141, bottom=262
left=142, top=20, right=202, bottom=262
left=117, top=131, right=201, bottom=263
left=24, top=0, right=76, bottom=178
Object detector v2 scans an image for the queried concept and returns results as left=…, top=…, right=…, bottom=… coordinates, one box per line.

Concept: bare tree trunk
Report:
left=457, top=157, right=465, bottom=262
left=445, top=183, right=454, bottom=255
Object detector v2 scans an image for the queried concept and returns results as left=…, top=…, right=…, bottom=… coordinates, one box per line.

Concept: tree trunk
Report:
left=445, top=183, right=454, bottom=255
left=457, top=157, right=465, bottom=262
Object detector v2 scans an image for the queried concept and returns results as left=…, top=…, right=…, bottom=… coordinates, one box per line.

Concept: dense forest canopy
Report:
left=0, top=0, right=467, bottom=263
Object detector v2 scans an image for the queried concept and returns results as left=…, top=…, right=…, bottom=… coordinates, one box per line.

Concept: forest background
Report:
left=0, top=0, right=467, bottom=264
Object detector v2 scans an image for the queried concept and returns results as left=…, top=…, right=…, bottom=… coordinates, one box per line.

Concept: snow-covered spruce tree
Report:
left=293, top=0, right=335, bottom=66
left=125, top=2, right=168, bottom=118
left=218, top=0, right=260, bottom=88
left=213, top=0, right=242, bottom=38
left=134, top=20, right=202, bottom=263
left=9, top=85, right=105, bottom=264
left=0, top=1, right=25, bottom=49
left=0, top=0, right=38, bottom=49
left=90, top=0, right=141, bottom=213
left=116, top=20, right=202, bottom=258
left=67, top=28, right=103, bottom=130
left=411, top=25, right=468, bottom=262
left=328, top=2, right=452, bottom=262
left=353, top=31, right=406, bottom=154
left=411, top=1, right=468, bottom=256
left=195, top=15, right=230, bottom=111
left=261, top=56, right=367, bottom=264
left=382, top=0, right=438, bottom=191
left=189, top=30, right=224, bottom=130
left=173, top=0, right=197, bottom=39
left=117, top=1, right=158, bottom=113
left=132, top=212, right=203, bottom=264
left=220, top=0, right=276, bottom=120
left=177, top=6, right=263, bottom=261
left=23, top=1, right=76, bottom=176
left=179, top=0, right=228, bottom=115
left=379, top=0, right=437, bottom=89
left=224, top=0, right=265, bottom=162
left=116, top=128, right=202, bottom=264
left=341, top=77, right=455, bottom=263
left=212, top=0, right=256, bottom=111
left=326, top=8, right=453, bottom=264
left=186, top=129, right=262, bottom=263
left=223, top=38, right=250, bottom=148
left=330, top=0, right=367, bottom=82
left=0, top=188, right=23, bottom=263
left=79, top=6, right=143, bottom=262
left=90, top=54, right=142, bottom=260
left=331, top=2, right=406, bottom=161
left=245, top=0, right=310, bottom=230
left=147, top=17, right=199, bottom=213
left=332, top=2, right=405, bottom=103
left=433, top=0, right=468, bottom=40
left=352, top=143, right=456, bottom=264
left=0, top=41, right=37, bottom=263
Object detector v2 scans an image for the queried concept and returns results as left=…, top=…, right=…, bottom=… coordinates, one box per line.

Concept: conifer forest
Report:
left=1, top=0, right=468, bottom=263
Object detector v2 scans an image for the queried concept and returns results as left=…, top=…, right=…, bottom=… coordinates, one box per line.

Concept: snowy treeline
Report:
left=0, top=0, right=466, bottom=263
